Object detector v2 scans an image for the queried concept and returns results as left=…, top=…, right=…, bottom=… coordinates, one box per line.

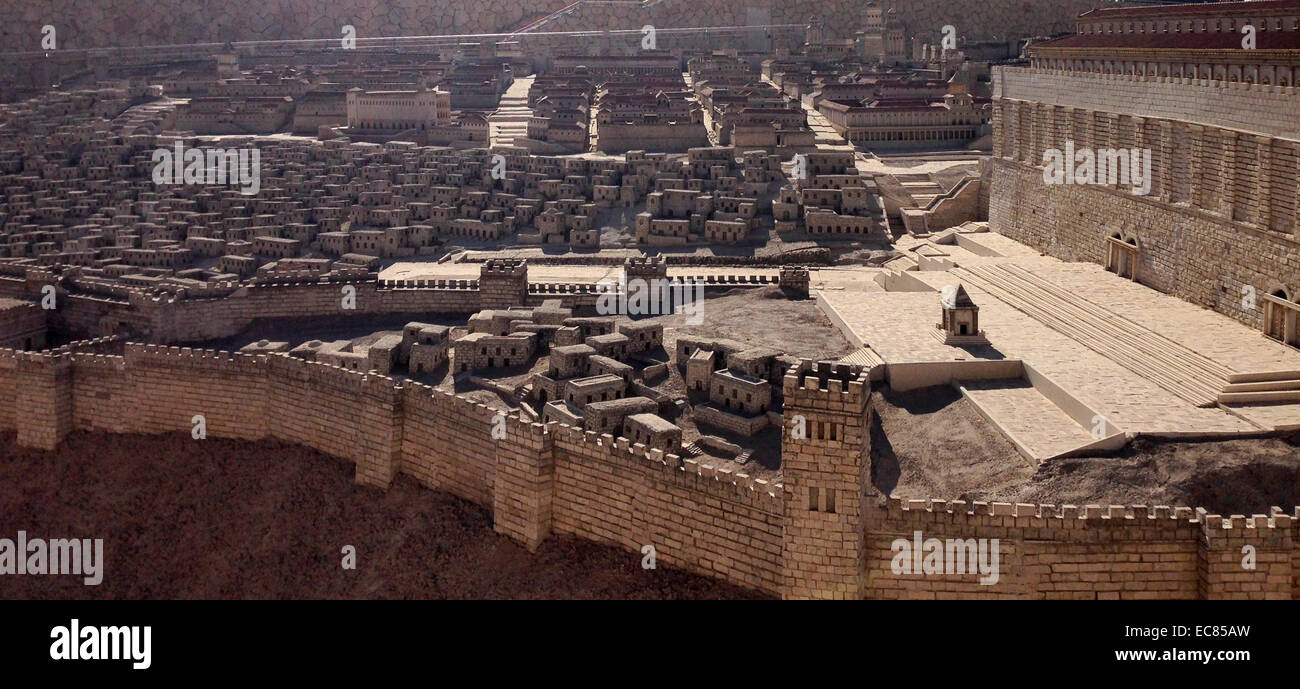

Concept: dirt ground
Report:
left=0, top=431, right=767, bottom=600
left=875, top=385, right=1300, bottom=515
left=650, top=284, right=855, bottom=362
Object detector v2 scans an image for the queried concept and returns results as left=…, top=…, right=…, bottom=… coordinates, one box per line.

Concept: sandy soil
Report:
left=872, top=385, right=1033, bottom=500
left=991, top=437, right=1300, bottom=515
left=0, top=431, right=767, bottom=600
left=650, top=285, right=856, bottom=362
left=875, top=385, right=1300, bottom=515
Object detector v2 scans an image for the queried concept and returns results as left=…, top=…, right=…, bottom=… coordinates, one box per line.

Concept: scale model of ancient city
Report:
left=2, top=0, right=1300, bottom=599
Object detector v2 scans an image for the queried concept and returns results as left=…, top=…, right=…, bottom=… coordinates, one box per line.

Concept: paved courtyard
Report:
left=816, top=227, right=1300, bottom=460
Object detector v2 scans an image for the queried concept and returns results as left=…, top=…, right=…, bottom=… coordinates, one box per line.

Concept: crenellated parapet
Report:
left=778, top=265, right=810, bottom=295
left=782, top=358, right=870, bottom=411
left=865, top=497, right=1297, bottom=599
left=2, top=337, right=1299, bottom=598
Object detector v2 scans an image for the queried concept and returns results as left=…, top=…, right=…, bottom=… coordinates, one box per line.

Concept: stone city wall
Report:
left=0, top=268, right=791, bottom=343
left=1, top=342, right=1296, bottom=599
left=0, top=273, right=484, bottom=343
left=865, top=499, right=1295, bottom=600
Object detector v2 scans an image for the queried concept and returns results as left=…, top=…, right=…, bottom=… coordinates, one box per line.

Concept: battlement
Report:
left=480, top=258, right=528, bottom=278
left=782, top=358, right=870, bottom=407
left=380, top=278, right=480, bottom=290
left=622, top=255, right=668, bottom=281
left=123, top=342, right=268, bottom=374
left=47, top=335, right=121, bottom=355
left=778, top=265, right=811, bottom=295
left=247, top=273, right=379, bottom=289
left=545, top=417, right=788, bottom=509
left=673, top=273, right=778, bottom=286
left=529, top=281, right=599, bottom=294
left=624, top=256, right=667, bottom=268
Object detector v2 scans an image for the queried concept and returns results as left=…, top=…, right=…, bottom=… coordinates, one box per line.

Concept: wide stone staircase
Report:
left=956, top=263, right=1233, bottom=407
left=488, top=77, right=534, bottom=147
left=1218, top=373, right=1300, bottom=405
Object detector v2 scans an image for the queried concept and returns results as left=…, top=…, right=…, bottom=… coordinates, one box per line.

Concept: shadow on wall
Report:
left=869, top=409, right=899, bottom=495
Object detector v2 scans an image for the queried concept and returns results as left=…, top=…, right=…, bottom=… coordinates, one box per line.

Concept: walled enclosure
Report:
left=3, top=342, right=1297, bottom=599
left=990, top=69, right=1300, bottom=330
left=0, top=264, right=794, bottom=343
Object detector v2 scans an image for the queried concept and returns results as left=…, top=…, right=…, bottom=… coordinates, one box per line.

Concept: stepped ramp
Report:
left=955, top=263, right=1232, bottom=407
left=957, top=379, right=1101, bottom=464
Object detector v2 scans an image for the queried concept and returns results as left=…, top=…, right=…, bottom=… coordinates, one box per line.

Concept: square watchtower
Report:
left=780, top=359, right=872, bottom=599
left=479, top=258, right=528, bottom=309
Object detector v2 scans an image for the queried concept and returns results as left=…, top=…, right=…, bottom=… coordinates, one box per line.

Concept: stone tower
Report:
left=479, top=259, right=529, bottom=309
left=780, top=360, right=872, bottom=599
left=805, top=16, right=825, bottom=46
left=622, top=256, right=667, bottom=285
left=778, top=266, right=810, bottom=297
left=216, top=42, right=240, bottom=80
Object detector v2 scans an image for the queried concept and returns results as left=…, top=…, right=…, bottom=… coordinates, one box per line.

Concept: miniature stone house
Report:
left=403, top=322, right=450, bottom=373
left=585, top=332, right=631, bottom=360
left=563, top=317, right=616, bottom=339
left=565, top=373, right=627, bottom=406
left=317, top=341, right=369, bottom=371
left=541, top=399, right=585, bottom=426
left=622, top=412, right=683, bottom=454
left=547, top=343, right=595, bottom=379
left=710, top=368, right=773, bottom=415
left=587, top=354, right=633, bottom=384
left=532, top=343, right=594, bottom=404
left=366, top=334, right=404, bottom=374
left=617, top=321, right=663, bottom=353
left=583, top=396, right=657, bottom=432
left=453, top=331, right=536, bottom=372
left=685, top=348, right=718, bottom=392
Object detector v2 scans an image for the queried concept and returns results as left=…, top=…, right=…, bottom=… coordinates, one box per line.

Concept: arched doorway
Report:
left=1263, top=288, right=1299, bottom=345
left=1268, top=289, right=1289, bottom=341
left=1105, top=234, right=1139, bottom=280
